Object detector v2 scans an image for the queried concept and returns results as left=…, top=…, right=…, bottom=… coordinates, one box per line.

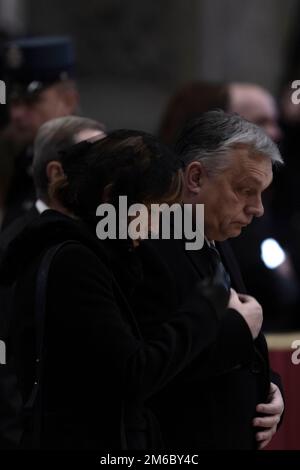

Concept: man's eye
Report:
left=241, top=188, right=254, bottom=196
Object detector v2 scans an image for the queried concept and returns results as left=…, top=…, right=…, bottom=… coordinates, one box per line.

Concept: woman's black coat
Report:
left=0, top=210, right=229, bottom=449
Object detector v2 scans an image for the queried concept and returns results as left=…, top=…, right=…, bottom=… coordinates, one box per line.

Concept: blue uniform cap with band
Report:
left=3, top=36, right=75, bottom=99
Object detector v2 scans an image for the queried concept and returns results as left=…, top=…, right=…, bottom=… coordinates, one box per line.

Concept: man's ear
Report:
left=46, top=161, right=65, bottom=184
left=183, top=161, right=205, bottom=195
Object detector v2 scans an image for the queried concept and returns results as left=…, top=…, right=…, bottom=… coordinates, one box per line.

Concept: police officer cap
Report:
left=3, top=36, right=75, bottom=100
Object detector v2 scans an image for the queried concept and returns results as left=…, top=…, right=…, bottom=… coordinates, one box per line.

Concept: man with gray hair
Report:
left=32, top=115, right=105, bottom=215
left=3, top=115, right=105, bottom=231
left=176, top=109, right=282, bottom=241
left=132, top=110, right=284, bottom=450
left=0, top=115, right=105, bottom=448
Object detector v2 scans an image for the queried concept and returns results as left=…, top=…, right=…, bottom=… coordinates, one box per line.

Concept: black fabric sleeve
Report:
left=180, top=307, right=255, bottom=381
left=206, top=309, right=254, bottom=375
left=207, top=307, right=254, bottom=375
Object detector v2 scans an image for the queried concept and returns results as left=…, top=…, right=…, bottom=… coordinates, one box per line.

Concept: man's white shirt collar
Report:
left=205, top=237, right=215, bottom=248
left=35, top=199, right=50, bottom=214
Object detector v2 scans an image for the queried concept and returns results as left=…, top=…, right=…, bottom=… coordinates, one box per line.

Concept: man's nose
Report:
left=245, top=199, right=264, bottom=218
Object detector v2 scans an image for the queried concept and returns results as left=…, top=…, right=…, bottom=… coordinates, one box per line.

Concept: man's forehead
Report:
left=227, top=147, right=273, bottom=185
left=237, top=172, right=273, bottom=188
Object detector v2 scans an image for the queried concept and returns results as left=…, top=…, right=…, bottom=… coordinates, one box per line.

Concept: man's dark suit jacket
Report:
left=131, top=237, right=276, bottom=450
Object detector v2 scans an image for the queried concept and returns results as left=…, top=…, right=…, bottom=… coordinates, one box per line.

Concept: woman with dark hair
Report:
left=0, top=130, right=230, bottom=450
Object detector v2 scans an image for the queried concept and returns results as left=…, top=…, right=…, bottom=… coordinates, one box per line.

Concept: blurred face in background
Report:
left=228, top=83, right=282, bottom=142
left=9, top=82, right=79, bottom=145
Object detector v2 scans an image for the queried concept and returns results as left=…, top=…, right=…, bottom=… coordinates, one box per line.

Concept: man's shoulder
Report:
left=138, top=237, right=187, bottom=266
left=138, top=238, right=212, bottom=283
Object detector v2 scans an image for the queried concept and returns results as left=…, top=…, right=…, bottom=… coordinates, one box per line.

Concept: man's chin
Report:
left=227, top=227, right=243, bottom=238
left=208, top=225, right=243, bottom=241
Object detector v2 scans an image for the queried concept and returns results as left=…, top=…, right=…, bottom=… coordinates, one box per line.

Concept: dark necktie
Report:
left=207, top=242, right=232, bottom=291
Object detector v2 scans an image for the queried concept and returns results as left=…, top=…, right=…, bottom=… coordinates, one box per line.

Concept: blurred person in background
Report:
left=271, top=11, right=300, bottom=317
left=0, top=115, right=105, bottom=448
left=159, top=81, right=299, bottom=330
left=0, top=36, right=79, bottom=229
left=159, top=81, right=281, bottom=145
left=228, top=83, right=299, bottom=330
left=0, top=115, right=106, bottom=256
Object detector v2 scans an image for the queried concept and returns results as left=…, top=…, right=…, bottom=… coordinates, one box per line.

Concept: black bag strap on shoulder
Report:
left=24, top=240, right=79, bottom=448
